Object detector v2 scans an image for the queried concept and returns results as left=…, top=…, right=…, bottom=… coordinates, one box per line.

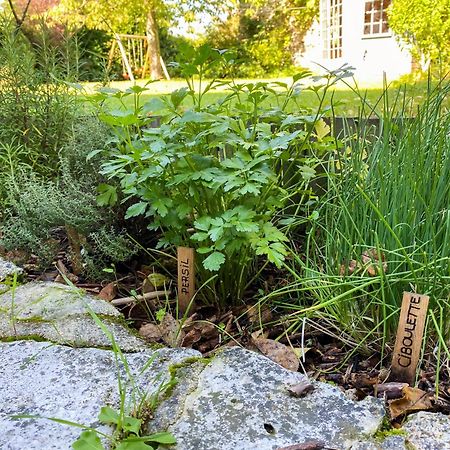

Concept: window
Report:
left=364, top=0, right=390, bottom=35
left=322, top=0, right=343, bottom=59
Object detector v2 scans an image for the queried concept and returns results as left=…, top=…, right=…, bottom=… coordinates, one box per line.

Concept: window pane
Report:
left=325, top=0, right=343, bottom=59
left=364, top=0, right=390, bottom=34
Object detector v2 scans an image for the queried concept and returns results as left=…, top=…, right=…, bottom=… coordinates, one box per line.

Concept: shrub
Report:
left=0, top=17, right=78, bottom=181
left=0, top=117, right=137, bottom=278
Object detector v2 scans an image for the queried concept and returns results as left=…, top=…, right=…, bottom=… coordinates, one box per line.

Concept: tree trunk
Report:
left=146, top=8, right=163, bottom=80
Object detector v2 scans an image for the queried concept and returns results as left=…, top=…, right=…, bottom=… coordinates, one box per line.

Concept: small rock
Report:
left=403, top=411, right=450, bottom=450
left=0, top=282, right=146, bottom=350
left=0, top=256, right=23, bottom=282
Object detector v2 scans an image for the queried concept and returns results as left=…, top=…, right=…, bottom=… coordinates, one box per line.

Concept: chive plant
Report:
left=269, top=81, right=450, bottom=372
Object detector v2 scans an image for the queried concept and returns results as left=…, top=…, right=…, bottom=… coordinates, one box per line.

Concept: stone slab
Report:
left=0, top=282, right=145, bottom=350
left=404, top=411, right=450, bottom=450
left=0, top=340, right=201, bottom=450
left=150, top=347, right=386, bottom=450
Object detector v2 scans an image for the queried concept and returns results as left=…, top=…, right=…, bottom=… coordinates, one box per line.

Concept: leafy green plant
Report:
left=0, top=117, right=137, bottom=276
left=13, top=285, right=177, bottom=450
left=0, top=16, right=78, bottom=179
left=73, top=297, right=177, bottom=450
left=0, top=139, right=32, bottom=213
left=88, top=46, right=347, bottom=305
left=72, top=406, right=175, bottom=450
left=266, top=81, right=450, bottom=383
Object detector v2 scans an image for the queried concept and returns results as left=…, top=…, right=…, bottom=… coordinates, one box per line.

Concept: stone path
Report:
left=0, top=259, right=448, bottom=450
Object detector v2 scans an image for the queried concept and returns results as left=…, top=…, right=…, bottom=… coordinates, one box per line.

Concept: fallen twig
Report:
left=111, top=290, right=170, bottom=306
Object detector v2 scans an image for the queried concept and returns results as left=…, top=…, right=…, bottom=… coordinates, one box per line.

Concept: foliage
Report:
left=72, top=406, right=176, bottom=450
left=52, top=0, right=232, bottom=79
left=0, top=16, right=78, bottom=181
left=53, top=0, right=230, bottom=33
left=389, top=0, right=450, bottom=71
left=0, top=118, right=137, bottom=277
left=267, top=82, right=450, bottom=372
left=74, top=27, right=119, bottom=82
left=159, top=28, right=196, bottom=78
left=73, top=303, right=177, bottom=450
left=206, top=0, right=319, bottom=77
left=88, top=46, right=348, bottom=305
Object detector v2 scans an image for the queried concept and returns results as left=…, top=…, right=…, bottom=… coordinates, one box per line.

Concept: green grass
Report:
left=82, top=76, right=437, bottom=116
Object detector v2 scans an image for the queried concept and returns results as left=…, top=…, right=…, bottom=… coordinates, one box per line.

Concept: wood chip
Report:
left=276, top=442, right=326, bottom=450
left=375, top=382, right=408, bottom=399
left=111, top=290, right=169, bottom=306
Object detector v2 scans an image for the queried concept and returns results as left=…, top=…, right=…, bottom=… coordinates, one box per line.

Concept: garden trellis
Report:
left=107, top=34, right=170, bottom=81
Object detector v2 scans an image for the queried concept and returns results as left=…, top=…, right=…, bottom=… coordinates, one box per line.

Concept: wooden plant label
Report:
left=177, top=247, right=195, bottom=314
left=391, top=292, right=429, bottom=384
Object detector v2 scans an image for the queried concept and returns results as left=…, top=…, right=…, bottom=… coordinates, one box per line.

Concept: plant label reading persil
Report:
left=177, top=247, right=195, bottom=314
left=391, top=292, right=429, bottom=385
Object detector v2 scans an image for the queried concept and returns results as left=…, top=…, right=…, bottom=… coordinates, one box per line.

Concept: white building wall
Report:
left=299, top=0, right=412, bottom=83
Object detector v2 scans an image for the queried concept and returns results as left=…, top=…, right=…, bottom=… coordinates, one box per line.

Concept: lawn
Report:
left=83, top=76, right=435, bottom=116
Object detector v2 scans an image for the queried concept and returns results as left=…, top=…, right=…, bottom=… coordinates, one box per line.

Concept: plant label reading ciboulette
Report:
left=391, top=292, right=429, bottom=384
left=177, top=247, right=195, bottom=314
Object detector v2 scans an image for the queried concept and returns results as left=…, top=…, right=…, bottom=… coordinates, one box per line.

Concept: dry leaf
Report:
left=181, top=328, right=202, bottom=347
left=139, top=323, right=162, bottom=343
left=159, top=313, right=184, bottom=347
left=349, top=373, right=379, bottom=389
left=253, top=337, right=299, bottom=372
left=287, top=380, right=315, bottom=398
left=388, top=386, right=433, bottom=419
left=362, top=249, right=388, bottom=276
left=98, top=282, right=117, bottom=301
left=339, top=259, right=359, bottom=276
left=251, top=329, right=269, bottom=340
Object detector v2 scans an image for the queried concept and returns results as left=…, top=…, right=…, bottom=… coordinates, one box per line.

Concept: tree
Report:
left=7, top=0, right=32, bottom=30
left=207, top=0, right=318, bottom=76
left=388, top=0, right=450, bottom=71
left=53, top=0, right=230, bottom=79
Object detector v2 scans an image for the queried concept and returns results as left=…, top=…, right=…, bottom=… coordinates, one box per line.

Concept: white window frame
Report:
left=363, top=0, right=391, bottom=38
